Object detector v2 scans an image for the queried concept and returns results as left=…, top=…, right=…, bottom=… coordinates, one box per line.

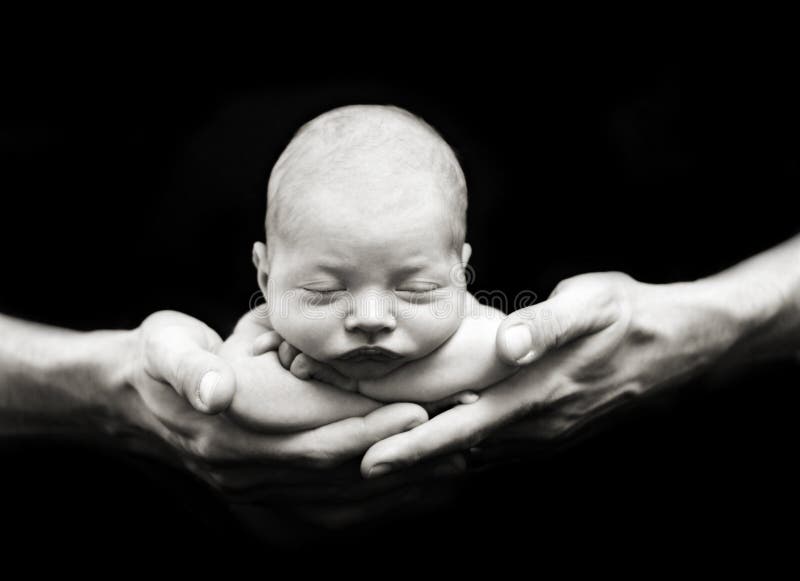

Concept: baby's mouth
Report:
left=337, top=346, right=402, bottom=362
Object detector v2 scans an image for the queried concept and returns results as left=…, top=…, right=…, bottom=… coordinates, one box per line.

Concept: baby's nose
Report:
left=344, top=291, right=397, bottom=336
left=344, top=313, right=397, bottom=335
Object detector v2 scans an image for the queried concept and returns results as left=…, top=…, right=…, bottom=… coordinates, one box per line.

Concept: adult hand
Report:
left=130, top=311, right=470, bottom=524
left=361, top=272, right=748, bottom=477
left=121, top=310, right=429, bottom=490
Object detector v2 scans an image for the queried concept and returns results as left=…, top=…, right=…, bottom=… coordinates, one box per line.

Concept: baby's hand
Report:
left=220, top=312, right=383, bottom=433
left=251, top=334, right=476, bottom=415
left=251, top=335, right=359, bottom=392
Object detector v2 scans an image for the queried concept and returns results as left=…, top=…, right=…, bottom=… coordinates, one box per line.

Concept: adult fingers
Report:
left=256, top=403, right=429, bottom=468
left=496, top=277, right=620, bottom=366
left=360, top=365, right=555, bottom=477
left=422, top=391, right=480, bottom=416
left=144, top=324, right=236, bottom=414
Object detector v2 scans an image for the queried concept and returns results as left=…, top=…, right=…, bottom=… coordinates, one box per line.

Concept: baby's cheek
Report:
left=401, top=303, right=463, bottom=356
left=269, top=301, right=339, bottom=359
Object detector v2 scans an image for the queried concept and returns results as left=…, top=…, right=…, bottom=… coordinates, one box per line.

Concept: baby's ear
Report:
left=252, top=242, right=268, bottom=271
left=461, top=242, right=472, bottom=266
left=252, top=242, right=269, bottom=290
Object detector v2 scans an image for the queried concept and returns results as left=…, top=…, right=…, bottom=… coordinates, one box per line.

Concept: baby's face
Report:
left=261, top=178, right=468, bottom=381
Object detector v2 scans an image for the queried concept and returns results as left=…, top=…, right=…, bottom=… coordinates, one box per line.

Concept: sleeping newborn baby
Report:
left=228, top=105, right=518, bottom=429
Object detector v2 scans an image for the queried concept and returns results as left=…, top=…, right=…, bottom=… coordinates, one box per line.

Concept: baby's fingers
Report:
left=310, top=362, right=359, bottom=392
left=251, top=331, right=283, bottom=355
left=291, top=354, right=358, bottom=392
left=278, top=341, right=300, bottom=369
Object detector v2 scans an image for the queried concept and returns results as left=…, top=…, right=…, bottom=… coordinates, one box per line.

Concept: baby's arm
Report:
left=256, top=294, right=519, bottom=404
left=219, top=311, right=381, bottom=433
left=358, top=296, right=518, bottom=402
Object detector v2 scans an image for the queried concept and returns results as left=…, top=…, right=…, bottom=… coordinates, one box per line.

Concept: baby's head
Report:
left=253, top=105, right=471, bottom=380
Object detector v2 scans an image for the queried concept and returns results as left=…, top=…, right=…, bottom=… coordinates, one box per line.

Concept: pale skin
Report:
left=249, top=138, right=520, bottom=406
left=3, top=99, right=798, bottom=502
left=255, top=184, right=474, bottom=385
left=2, top=235, right=798, bottom=492
left=244, top=105, right=800, bottom=478
left=0, top=310, right=441, bottom=498
left=359, top=233, right=800, bottom=477
left=250, top=293, right=517, bottom=404
left=249, top=232, right=800, bottom=479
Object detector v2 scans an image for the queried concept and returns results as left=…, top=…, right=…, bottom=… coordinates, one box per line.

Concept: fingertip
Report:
left=458, top=391, right=480, bottom=405
left=359, top=403, right=428, bottom=478
left=361, top=440, right=401, bottom=478
left=252, top=331, right=281, bottom=355
left=196, top=365, right=236, bottom=414
left=290, top=354, right=312, bottom=378
left=394, top=402, right=429, bottom=429
left=497, top=321, right=537, bottom=366
left=277, top=341, right=292, bottom=369
left=365, top=463, right=395, bottom=479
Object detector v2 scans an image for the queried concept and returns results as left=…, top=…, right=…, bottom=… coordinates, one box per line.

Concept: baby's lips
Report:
left=337, top=346, right=402, bottom=361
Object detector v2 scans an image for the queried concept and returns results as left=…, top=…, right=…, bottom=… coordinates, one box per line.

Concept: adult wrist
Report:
left=75, top=328, right=141, bottom=433
left=689, top=272, right=788, bottom=362
left=35, top=328, right=139, bottom=434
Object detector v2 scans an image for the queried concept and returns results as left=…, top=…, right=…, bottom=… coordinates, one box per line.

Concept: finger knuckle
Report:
left=189, top=432, right=220, bottom=461
left=456, top=420, right=489, bottom=450
left=304, top=448, right=339, bottom=469
left=543, top=419, right=570, bottom=441
left=298, top=434, right=343, bottom=469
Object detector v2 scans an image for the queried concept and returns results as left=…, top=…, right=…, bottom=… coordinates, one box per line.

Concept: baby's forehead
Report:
left=285, top=179, right=450, bottom=236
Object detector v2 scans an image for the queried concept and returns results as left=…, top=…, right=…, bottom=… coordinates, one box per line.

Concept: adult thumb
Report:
left=496, top=283, right=616, bottom=366
left=147, top=328, right=237, bottom=414
left=178, top=351, right=237, bottom=414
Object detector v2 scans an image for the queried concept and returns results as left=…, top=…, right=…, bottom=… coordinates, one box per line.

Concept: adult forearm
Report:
left=697, top=233, right=800, bottom=361
left=0, top=314, right=134, bottom=433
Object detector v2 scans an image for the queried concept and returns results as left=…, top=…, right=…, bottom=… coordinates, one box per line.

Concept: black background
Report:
left=1, top=39, right=798, bottom=566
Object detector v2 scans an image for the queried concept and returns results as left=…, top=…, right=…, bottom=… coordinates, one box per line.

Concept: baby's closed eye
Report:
left=396, top=281, right=440, bottom=293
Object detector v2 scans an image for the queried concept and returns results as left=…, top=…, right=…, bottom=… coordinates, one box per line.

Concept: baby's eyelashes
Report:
left=302, top=287, right=346, bottom=294
left=396, top=282, right=440, bottom=293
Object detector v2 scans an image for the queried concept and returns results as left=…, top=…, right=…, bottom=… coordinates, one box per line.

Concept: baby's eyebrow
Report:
left=392, top=263, right=433, bottom=278
left=301, top=258, right=437, bottom=279
left=312, top=261, right=350, bottom=275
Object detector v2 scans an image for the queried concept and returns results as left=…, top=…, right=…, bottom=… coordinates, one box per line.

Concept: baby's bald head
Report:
left=265, top=105, right=467, bottom=255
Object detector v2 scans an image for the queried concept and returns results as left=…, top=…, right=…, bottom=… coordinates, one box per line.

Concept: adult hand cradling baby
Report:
left=0, top=310, right=439, bottom=502
left=360, top=235, right=800, bottom=476
left=2, top=99, right=799, bottom=535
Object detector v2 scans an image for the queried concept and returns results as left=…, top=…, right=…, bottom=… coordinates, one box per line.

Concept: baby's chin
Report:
left=328, top=358, right=408, bottom=381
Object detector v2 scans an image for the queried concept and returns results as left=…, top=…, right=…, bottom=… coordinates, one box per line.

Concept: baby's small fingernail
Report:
left=198, top=371, right=220, bottom=409
left=504, top=324, right=535, bottom=364
left=367, top=463, right=394, bottom=478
